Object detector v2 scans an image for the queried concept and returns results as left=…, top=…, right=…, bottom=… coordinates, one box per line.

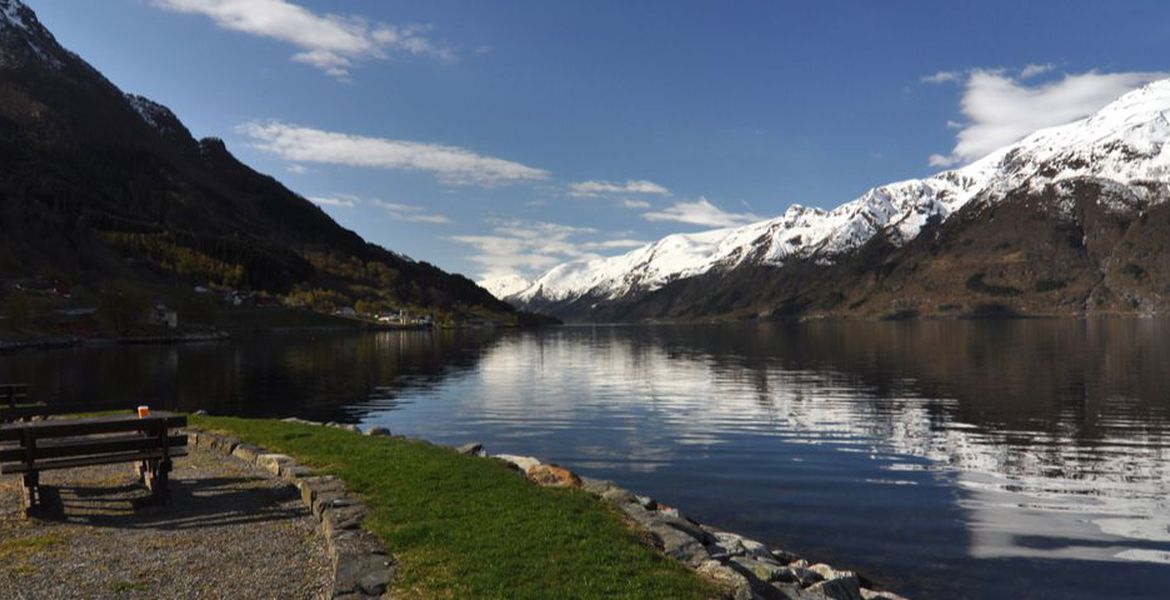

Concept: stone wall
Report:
left=185, top=425, right=393, bottom=599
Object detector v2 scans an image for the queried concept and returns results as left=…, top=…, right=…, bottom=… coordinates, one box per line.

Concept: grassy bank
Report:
left=191, top=415, right=713, bottom=600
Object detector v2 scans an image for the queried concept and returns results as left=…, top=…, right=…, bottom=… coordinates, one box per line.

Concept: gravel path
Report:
left=0, top=448, right=331, bottom=599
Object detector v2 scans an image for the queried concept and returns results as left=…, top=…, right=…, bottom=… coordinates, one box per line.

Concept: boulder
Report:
left=729, top=555, right=786, bottom=583
left=695, top=560, right=753, bottom=600
left=599, top=486, right=638, bottom=505
left=526, top=464, right=583, bottom=488
left=579, top=477, right=617, bottom=497
left=644, top=521, right=710, bottom=566
left=256, top=453, right=296, bottom=477
left=860, top=589, right=909, bottom=600
left=456, top=442, right=486, bottom=456
left=493, top=454, right=542, bottom=472
left=364, top=426, right=391, bottom=437
left=771, top=548, right=803, bottom=565
left=206, top=433, right=240, bottom=454
left=775, top=566, right=824, bottom=587
left=807, top=571, right=863, bottom=600
left=635, top=495, right=658, bottom=510
left=296, top=475, right=346, bottom=508
left=230, top=443, right=264, bottom=464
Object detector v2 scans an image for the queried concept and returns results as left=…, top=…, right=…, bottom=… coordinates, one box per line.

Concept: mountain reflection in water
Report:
left=3, top=320, right=1168, bottom=599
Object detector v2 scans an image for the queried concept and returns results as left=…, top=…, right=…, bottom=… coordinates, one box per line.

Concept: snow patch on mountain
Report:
left=126, top=94, right=182, bottom=135
left=0, top=0, right=61, bottom=68
left=479, top=274, right=532, bottom=300
left=510, top=79, right=1170, bottom=307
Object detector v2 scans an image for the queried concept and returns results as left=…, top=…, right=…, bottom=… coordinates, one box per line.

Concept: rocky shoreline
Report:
left=263, top=416, right=908, bottom=600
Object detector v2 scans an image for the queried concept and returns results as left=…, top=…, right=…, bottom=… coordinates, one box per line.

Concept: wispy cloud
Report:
left=569, top=179, right=670, bottom=197
left=621, top=199, right=651, bottom=209
left=1019, top=63, right=1054, bottom=80
left=307, top=194, right=358, bottom=207
left=151, top=0, right=453, bottom=79
left=370, top=199, right=451, bottom=224
left=929, top=69, right=1169, bottom=166
left=921, top=70, right=962, bottom=84
left=643, top=198, right=761, bottom=228
left=450, top=219, right=644, bottom=280
left=237, top=121, right=549, bottom=186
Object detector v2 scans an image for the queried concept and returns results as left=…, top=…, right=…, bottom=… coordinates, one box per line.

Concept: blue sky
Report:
left=26, top=0, right=1170, bottom=284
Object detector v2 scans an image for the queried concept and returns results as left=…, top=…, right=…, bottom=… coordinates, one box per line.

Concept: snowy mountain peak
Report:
left=509, top=78, right=1170, bottom=308
left=480, top=274, right=532, bottom=299
left=0, top=0, right=64, bottom=68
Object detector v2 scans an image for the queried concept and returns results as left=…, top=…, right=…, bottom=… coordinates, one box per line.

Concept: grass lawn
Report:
left=191, top=415, right=714, bottom=600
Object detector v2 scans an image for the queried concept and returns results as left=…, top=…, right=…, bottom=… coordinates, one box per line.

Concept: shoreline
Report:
left=244, top=416, right=910, bottom=600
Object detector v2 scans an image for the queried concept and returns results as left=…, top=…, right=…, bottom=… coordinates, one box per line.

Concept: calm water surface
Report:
left=3, top=321, right=1169, bottom=599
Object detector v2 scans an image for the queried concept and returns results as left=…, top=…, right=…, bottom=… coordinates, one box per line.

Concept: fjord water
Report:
left=4, top=322, right=1169, bottom=598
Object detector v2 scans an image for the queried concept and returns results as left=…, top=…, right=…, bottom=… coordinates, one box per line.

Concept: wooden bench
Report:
left=0, top=411, right=188, bottom=511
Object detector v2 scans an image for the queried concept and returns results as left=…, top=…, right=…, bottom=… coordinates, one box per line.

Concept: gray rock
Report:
left=579, top=477, right=616, bottom=497
left=208, top=434, right=241, bottom=454
left=708, top=531, right=748, bottom=559
left=321, top=502, right=370, bottom=536
left=364, top=426, right=392, bottom=437
left=456, top=442, right=486, bottom=456
left=644, top=521, right=710, bottom=567
left=493, top=454, right=542, bottom=471
left=740, top=537, right=775, bottom=561
left=775, top=566, right=824, bottom=588
left=280, top=465, right=314, bottom=482
left=339, top=424, right=361, bottom=434
left=296, top=475, right=346, bottom=508
left=729, top=555, right=786, bottom=582
left=256, top=453, right=296, bottom=477
left=635, top=495, right=657, bottom=510
left=696, top=560, right=754, bottom=600
left=860, top=589, right=909, bottom=600
left=599, top=486, right=638, bottom=505
left=333, top=551, right=394, bottom=597
left=771, top=548, right=803, bottom=565
left=230, top=443, right=264, bottom=464
left=807, top=571, right=863, bottom=600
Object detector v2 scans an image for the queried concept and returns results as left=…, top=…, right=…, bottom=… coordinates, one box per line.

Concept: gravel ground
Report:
left=0, top=447, right=331, bottom=599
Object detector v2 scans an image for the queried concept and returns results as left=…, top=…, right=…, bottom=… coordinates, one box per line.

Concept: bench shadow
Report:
left=31, top=474, right=311, bottom=531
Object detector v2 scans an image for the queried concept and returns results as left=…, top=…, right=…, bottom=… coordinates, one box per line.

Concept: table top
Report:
left=0, top=409, right=183, bottom=432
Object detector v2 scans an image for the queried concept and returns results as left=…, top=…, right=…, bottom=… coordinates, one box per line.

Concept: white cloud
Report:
left=286, top=164, right=310, bottom=174
left=370, top=199, right=451, bottom=224
left=621, top=199, right=651, bottom=209
left=1019, top=63, right=1054, bottom=79
left=237, top=121, right=549, bottom=186
left=921, top=70, right=962, bottom=84
left=450, top=219, right=642, bottom=280
left=569, top=179, right=670, bottom=197
left=152, top=0, right=453, bottom=78
left=643, top=198, right=761, bottom=228
left=930, top=69, right=1169, bottom=167
left=308, top=194, right=357, bottom=207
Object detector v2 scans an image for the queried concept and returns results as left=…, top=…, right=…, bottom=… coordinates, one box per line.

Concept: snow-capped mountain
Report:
left=506, top=79, right=1170, bottom=314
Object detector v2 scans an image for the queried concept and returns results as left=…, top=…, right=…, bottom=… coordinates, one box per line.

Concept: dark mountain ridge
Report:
left=0, top=0, right=513, bottom=320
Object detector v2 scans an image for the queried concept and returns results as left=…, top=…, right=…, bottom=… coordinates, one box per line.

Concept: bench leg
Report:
left=21, top=472, right=39, bottom=511
left=145, top=459, right=172, bottom=497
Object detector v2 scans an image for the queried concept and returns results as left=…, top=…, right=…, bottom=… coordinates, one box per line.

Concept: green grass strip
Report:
left=191, top=415, right=714, bottom=600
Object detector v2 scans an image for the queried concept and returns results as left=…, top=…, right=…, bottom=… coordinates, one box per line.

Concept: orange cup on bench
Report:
left=137, top=405, right=150, bottom=418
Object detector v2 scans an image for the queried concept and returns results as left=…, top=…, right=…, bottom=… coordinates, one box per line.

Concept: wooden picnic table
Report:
left=0, top=411, right=188, bottom=512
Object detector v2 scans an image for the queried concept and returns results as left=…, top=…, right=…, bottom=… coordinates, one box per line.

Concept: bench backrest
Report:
left=0, top=384, right=30, bottom=408
left=0, top=413, right=188, bottom=473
